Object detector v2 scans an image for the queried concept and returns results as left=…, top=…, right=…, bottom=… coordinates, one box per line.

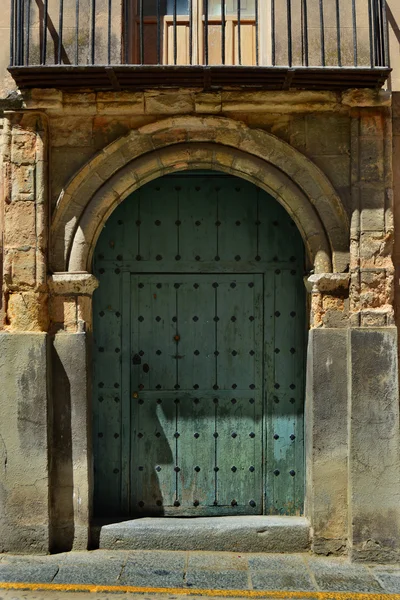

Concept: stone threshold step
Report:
left=99, top=515, right=310, bottom=552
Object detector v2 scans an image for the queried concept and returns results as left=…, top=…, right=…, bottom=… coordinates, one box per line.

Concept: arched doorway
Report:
left=92, top=171, right=306, bottom=519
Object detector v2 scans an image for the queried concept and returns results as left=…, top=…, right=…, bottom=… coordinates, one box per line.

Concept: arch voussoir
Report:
left=51, top=116, right=349, bottom=275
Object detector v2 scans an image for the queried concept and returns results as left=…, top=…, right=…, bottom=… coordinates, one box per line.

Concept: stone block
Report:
left=359, top=136, right=384, bottom=183
left=4, top=247, right=36, bottom=289
left=51, top=117, right=93, bottom=147
left=195, top=92, right=222, bottom=114
left=0, top=333, right=50, bottom=553
left=50, top=333, right=90, bottom=552
left=11, top=131, right=37, bottom=165
left=100, top=516, right=310, bottom=552
left=359, top=187, right=386, bottom=232
left=6, top=292, right=49, bottom=332
left=145, top=92, right=195, bottom=115
left=348, top=328, right=400, bottom=562
left=306, top=115, right=350, bottom=155
left=4, top=201, right=36, bottom=246
left=306, top=328, right=349, bottom=555
left=11, top=164, right=35, bottom=201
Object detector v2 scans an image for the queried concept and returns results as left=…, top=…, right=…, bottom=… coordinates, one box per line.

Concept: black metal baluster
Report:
left=139, top=0, right=144, bottom=64
left=237, top=0, right=241, bottom=65
left=124, top=0, right=129, bottom=63
left=319, top=0, right=325, bottom=66
left=368, top=0, right=374, bottom=67
left=16, top=0, right=21, bottom=65
left=189, top=0, right=193, bottom=64
left=58, top=0, right=64, bottom=65
left=335, top=0, right=341, bottom=66
left=287, top=0, right=292, bottom=67
left=221, top=0, right=225, bottom=65
left=302, top=0, right=308, bottom=67
left=255, top=0, right=259, bottom=66
left=374, top=0, right=381, bottom=65
left=75, top=0, right=79, bottom=65
left=20, top=0, right=25, bottom=65
left=271, top=0, right=275, bottom=66
left=42, top=0, right=48, bottom=65
left=352, top=0, right=357, bottom=67
left=91, top=0, right=96, bottom=64
left=173, top=0, right=177, bottom=65
left=157, top=0, right=161, bottom=64
left=26, top=0, right=31, bottom=65
left=107, top=0, right=112, bottom=64
left=378, top=0, right=386, bottom=66
left=204, top=0, right=209, bottom=65
left=372, top=0, right=379, bottom=65
left=10, top=0, right=15, bottom=66
left=381, top=0, right=389, bottom=67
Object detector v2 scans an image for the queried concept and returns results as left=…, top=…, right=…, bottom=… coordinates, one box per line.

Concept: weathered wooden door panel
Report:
left=93, top=172, right=305, bottom=519
left=129, top=274, right=263, bottom=516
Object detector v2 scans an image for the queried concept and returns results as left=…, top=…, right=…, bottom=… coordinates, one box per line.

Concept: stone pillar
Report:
left=348, top=327, right=400, bottom=562
left=2, top=112, right=49, bottom=331
left=0, top=332, right=50, bottom=552
left=0, top=112, right=51, bottom=552
left=305, top=273, right=350, bottom=556
left=48, top=273, right=98, bottom=552
left=306, top=328, right=349, bottom=556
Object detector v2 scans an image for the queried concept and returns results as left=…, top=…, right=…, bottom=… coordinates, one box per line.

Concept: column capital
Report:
left=49, top=272, right=99, bottom=296
left=305, top=273, right=350, bottom=294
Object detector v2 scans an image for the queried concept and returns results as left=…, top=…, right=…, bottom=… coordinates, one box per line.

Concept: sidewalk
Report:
left=0, top=550, right=400, bottom=597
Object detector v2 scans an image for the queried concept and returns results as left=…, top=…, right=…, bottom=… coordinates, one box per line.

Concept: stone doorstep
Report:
left=99, top=516, right=310, bottom=553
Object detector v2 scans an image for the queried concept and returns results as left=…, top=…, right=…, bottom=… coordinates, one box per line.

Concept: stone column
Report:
left=48, top=273, right=98, bottom=552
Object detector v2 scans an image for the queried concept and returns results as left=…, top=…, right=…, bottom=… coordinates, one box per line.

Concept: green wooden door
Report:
left=93, top=172, right=305, bottom=519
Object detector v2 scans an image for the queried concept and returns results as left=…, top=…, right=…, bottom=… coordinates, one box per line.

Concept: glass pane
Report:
left=141, top=0, right=189, bottom=16
left=208, top=0, right=256, bottom=18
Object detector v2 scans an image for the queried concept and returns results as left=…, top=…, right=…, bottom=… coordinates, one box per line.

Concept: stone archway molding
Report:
left=51, top=116, right=350, bottom=274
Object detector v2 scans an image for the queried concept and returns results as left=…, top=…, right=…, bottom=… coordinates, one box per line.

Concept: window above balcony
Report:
left=8, top=0, right=390, bottom=91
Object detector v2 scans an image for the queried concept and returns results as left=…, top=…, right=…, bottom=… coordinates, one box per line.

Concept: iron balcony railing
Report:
left=9, top=0, right=390, bottom=91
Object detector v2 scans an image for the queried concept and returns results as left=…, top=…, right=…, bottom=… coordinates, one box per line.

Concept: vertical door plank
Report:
left=121, top=271, right=132, bottom=514
left=217, top=179, right=258, bottom=263
left=179, top=178, right=218, bottom=263
left=93, top=268, right=123, bottom=516
left=263, top=269, right=276, bottom=514
left=177, top=277, right=216, bottom=510
left=293, top=265, right=306, bottom=514
left=138, top=181, right=178, bottom=262
left=270, top=269, right=297, bottom=514
left=216, top=276, right=263, bottom=513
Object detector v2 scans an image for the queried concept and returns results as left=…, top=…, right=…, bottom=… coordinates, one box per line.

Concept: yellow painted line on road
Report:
left=0, top=582, right=398, bottom=599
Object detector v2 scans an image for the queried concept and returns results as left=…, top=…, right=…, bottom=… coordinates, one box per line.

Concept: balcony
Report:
left=8, top=0, right=390, bottom=91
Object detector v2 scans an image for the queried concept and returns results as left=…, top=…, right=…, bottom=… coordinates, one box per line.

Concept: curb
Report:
left=0, top=583, right=398, bottom=599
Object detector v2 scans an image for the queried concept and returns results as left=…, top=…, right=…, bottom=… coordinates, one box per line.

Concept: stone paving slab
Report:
left=184, top=569, right=250, bottom=590
left=0, top=550, right=399, bottom=595
left=373, top=568, right=400, bottom=593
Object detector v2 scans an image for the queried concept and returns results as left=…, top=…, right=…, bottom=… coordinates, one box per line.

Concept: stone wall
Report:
left=0, top=87, right=391, bottom=334
left=0, top=89, right=398, bottom=560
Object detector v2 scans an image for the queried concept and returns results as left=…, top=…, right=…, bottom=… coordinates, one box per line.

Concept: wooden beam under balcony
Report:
left=8, top=64, right=391, bottom=92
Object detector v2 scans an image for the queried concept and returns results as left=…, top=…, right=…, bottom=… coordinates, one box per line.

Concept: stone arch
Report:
left=51, top=116, right=350, bottom=274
